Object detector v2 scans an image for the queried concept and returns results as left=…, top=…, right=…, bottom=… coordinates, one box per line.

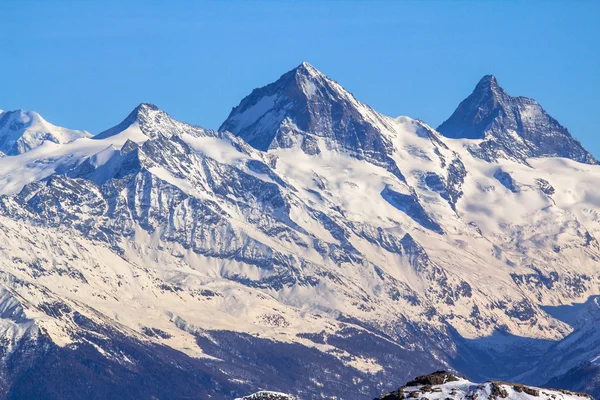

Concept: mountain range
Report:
left=0, top=63, right=599, bottom=399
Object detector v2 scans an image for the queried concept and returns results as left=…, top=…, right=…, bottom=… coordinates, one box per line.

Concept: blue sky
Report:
left=1, top=1, right=599, bottom=155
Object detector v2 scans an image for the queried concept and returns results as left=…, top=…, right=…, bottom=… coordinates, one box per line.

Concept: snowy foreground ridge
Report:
left=374, top=372, right=593, bottom=400
left=237, top=391, right=297, bottom=400
left=0, top=63, right=600, bottom=398
left=238, top=371, right=594, bottom=400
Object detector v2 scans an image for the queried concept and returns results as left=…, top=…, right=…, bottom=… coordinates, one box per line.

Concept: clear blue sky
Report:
left=1, top=1, right=599, bottom=155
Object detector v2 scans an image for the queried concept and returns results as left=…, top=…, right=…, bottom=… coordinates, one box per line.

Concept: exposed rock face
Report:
left=405, top=371, right=461, bottom=386
left=437, top=75, right=597, bottom=165
left=494, top=169, right=520, bottom=193
left=381, top=185, right=444, bottom=234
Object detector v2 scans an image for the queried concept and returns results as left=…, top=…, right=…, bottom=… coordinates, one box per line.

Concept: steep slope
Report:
left=0, top=110, right=90, bottom=155
left=437, top=75, right=596, bottom=165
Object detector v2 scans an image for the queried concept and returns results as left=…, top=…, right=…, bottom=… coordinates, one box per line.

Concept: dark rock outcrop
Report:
left=405, top=371, right=461, bottom=387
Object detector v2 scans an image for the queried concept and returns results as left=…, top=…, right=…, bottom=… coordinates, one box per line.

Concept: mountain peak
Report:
left=267, top=62, right=330, bottom=100
left=219, top=63, right=347, bottom=151
left=476, top=74, right=498, bottom=88
left=220, top=63, right=383, bottom=150
left=0, top=109, right=90, bottom=155
left=294, top=61, right=322, bottom=78
left=94, top=103, right=207, bottom=142
left=1, top=109, right=43, bottom=124
left=133, top=102, right=160, bottom=115
left=473, top=75, right=503, bottom=96
left=437, top=76, right=597, bottom=164
left=124, top=103, right=163, bottom=125
left=219, top=62, right=406, bottom=179
left=94, top=103, right=168, bottom=140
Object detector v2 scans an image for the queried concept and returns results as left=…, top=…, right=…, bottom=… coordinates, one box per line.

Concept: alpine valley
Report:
left=0, top=63, right=599, bottom=400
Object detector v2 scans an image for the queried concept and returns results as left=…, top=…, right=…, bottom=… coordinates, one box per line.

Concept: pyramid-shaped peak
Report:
left=472, top=74, right=505, bottom=98
left=219, top=62, right=370, bottom=152
left=294, top=62, right=323, bottom=77
left=133, top=103, right=160, bottom=115
left=270, top=62, right=333, bottom=95
left=219, top=62, right=405, bottom=179
left=476, top=74, right=498, bottom=87
left=123, top=103, right=162, bottom=123
left=437, top=75, right=597, bottom=164
left=258, top=62, right=332, bottom=100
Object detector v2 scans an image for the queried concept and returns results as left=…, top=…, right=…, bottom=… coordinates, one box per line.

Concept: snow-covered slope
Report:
left=0, top=109, right=91, bottom=155
left=376, top=371, right=593, bottom=400
left=0, top=64, right=598, bottom=399
left=236, top=391, right=296, bottom=400
left=238, top=371, right=592, bottom=400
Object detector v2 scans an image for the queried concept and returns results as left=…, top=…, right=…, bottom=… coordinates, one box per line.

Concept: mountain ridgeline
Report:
left=0, top=63, right=598, bottom=400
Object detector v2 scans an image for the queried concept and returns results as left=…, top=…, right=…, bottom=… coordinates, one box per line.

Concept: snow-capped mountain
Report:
left=220, top=61, right=406, bottom=180
left=0, top=109, right=91, bottom=155
left=437, top=75, right=597, bottom=165
left=0, top=63, right=598, bottom=399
